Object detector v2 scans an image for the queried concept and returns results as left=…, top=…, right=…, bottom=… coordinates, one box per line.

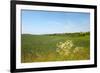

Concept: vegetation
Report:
left=21, top=32, right=90, bottom=63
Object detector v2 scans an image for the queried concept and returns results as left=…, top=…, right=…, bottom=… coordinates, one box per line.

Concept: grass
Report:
left=21, top=32, right=90, bottom=63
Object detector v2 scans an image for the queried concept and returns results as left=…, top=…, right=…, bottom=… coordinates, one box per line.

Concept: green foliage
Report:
left=56, top=40, right=90, bottom=60
left=21, top=32, right=90, bottom=63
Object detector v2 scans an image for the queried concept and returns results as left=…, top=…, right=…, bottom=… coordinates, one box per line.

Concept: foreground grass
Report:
left=21, top=32, right=90, bottom=63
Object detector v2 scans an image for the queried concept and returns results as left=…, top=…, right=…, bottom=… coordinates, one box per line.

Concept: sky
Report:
left=21, top=10, right=90, bottom=34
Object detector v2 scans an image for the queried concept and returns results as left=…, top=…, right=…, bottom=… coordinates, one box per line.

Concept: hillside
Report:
left=21, top=32, right=90, bottom=63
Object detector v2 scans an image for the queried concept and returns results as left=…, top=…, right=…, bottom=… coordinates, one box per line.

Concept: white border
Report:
left=16, top=4, right=94, bottom=69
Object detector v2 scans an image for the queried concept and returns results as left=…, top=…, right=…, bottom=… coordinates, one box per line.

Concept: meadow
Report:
left=21, top=32, right=90, bottom=63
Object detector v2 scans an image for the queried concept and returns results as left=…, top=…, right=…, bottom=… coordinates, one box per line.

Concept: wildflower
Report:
left=73, top=47, right=83, bottom=53
left=56, top=40, right=74, bottom=56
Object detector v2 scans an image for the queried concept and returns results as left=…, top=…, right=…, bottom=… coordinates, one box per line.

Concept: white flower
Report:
left=56, top=40, right=74, bottom=56
left=73, top=47, right=83, bottom=53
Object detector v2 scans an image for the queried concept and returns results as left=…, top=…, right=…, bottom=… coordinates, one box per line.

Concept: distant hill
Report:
left=22, top=32, right=90, bottom=37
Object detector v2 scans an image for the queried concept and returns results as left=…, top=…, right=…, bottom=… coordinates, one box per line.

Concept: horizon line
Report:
left=22, top=31, right=90, bottom=35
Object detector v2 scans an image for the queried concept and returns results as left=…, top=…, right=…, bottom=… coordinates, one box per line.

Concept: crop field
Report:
left=21, top=32, right=90, bottom=63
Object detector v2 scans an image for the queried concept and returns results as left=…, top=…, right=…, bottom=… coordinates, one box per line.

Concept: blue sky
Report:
left=21, top=10, right=90, bottom=34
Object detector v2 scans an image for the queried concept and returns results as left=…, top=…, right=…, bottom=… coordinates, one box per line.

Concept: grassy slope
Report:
left=21, top=32, right=90, bottom=63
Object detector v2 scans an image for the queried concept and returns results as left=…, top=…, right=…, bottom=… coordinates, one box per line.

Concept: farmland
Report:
left=21, top=32, right=90, bottom=63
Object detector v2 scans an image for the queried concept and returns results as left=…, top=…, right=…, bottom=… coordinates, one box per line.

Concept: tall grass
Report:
left=21, top=32, right=90, bottom=63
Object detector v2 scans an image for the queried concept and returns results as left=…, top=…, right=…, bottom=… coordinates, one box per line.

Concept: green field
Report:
left=21, top=32, right=90, bottom=63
